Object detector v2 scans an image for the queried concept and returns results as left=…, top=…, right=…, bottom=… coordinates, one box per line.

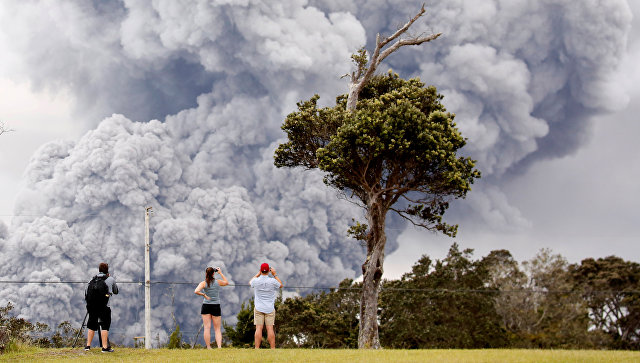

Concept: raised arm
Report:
left=217, top=269, right=229, bottom=286
left=270, top=267, right=283, bottom=288
left=249, top=270, right=261, bottom=285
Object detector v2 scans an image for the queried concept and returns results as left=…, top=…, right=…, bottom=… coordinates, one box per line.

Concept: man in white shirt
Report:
left=249, top=262, right=283, bottom=349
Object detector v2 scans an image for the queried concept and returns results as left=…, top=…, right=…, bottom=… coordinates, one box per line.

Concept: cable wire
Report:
left=1, top=280, right=639, bottom=294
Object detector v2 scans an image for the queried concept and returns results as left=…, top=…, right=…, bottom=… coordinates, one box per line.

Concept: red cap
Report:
left=260, top=263, right=270, bottom=273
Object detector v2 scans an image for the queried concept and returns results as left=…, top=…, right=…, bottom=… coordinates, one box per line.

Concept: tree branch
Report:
left=0, top=121, right=14, bottom=136
left=346, top=4, right=441, bottom=111
left=376, top=33, right=441, bottom=68
left=390, top=207, right=440, bottom=231
left=336, top=190, right=366, bottom=209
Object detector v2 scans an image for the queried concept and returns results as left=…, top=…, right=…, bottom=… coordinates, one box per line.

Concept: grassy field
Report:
left=1, top=348, right=640, bottom=362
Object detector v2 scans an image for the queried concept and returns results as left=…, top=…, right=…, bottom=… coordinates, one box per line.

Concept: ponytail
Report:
left=205, top=267, right=214, bottom=287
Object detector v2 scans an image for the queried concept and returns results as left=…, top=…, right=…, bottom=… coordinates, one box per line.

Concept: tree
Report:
left=379, top=244, right=508, bottom=348
left=277, top=279, right=360, bottom=348
left=483, top=249, right=534, bottom=345
left=521, top=250, right=593, bottom=348
left=223, top=299, right=259, bottom=348
left=487, top=249, right=594, bottom=348
left=571, top=256, right=640, bottom=349
left=223, top=296, right=283, bottom=348
left=345, top=5, right=440, bottom=111
left=275, top=71, right=480, bottom=347
left=167, top=324, right=183, bottom=349
left=275, top=5, right=474, bottom=349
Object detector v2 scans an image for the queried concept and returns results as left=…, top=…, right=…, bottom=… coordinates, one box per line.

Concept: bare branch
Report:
left=377, top=3, right=427, bottom=50
left=389, top=207, right=440, bottom=231
left=399, top=191, right=448, bottom=205
left=336, top=190, right=366, bottom=209
left=0, top=121, right=14, bottom=136
left=346, top=4, right=441, bottom=111
left=376, top=33, right=442, bottom=67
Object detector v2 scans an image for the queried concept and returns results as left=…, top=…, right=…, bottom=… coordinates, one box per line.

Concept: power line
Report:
left=0, top=213, right=105, bottom=217
left=0, top=280, right=142, bottom=284
left=0, top=280, right=639, bottom=294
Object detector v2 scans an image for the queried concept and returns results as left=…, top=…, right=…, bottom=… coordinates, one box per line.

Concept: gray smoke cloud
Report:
left=0, top=0, right=632, bottom=343
left=311, top=0, right=633, bottom=229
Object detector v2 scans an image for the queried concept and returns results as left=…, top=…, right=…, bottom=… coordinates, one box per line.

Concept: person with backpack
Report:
left=194, top=266, right=228, bottom=349
left=84, top=262, right=118, bottom=353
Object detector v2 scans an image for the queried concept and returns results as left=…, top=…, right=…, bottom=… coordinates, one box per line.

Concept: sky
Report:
left=389, top=0, right=640, bottom=269
left=0, top=0, right=638, bottom=340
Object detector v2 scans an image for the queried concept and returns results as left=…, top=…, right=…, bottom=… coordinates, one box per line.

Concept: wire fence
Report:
left=1, top=279, right=638, bottom=348
left=2, top=280, right=640, bottom=294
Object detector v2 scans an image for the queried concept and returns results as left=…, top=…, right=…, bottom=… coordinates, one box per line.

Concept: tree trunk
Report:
left=358, top=198, right=387, bottom=349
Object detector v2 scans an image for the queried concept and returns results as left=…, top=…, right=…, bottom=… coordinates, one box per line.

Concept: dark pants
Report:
left=87, top=306, right=111, bottom=331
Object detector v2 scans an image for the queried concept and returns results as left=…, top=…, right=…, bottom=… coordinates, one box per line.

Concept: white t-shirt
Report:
left=250, top=275, right=281, bottom=313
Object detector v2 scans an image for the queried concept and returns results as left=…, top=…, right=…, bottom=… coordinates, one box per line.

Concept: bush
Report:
left=3, top=339, right=30, bottom=354
left=223, top=299, right=259, bottom=348
left=50, top=321, right=82, bottom=348
left=0, top=303, right=51, bottom=350
left=224, top=297, right=282, bottom=348
left=0, top=326, right=8, bottom=352
left=167, top=324, right=182, bottom=349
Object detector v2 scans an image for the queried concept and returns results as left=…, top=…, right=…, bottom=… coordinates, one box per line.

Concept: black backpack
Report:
left=85, top=275, right=110, bottom=308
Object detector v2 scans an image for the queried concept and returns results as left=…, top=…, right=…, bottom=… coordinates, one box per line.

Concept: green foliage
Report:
left=487, top=249, right=595, bottom=349
left=277, top=279, right=360, bottom=348
left=275, top=71, right=480, bottom=347
left=49, top=321, right=82, bottom=348
left=347, top=219, right=368, bottom=242
left=223, top=297, right=283, bottom=348
left=167, top=324, right=182, bottom=349
left=571, top=256, right=640, bottom=349
left=0, top=304, right=85, bottom=350
left=276, top=71, right=480, bottom=238
left=350, top=47, right=368, bottom=79
left=2, top=339, right=34, bottom=354
left=379, top=244, right=508, bottom=348
left=223, top=300, right=257, bottom=348
left=224, top=247, right=640, bottom=350
left=0, top=302, right=50, bottom=348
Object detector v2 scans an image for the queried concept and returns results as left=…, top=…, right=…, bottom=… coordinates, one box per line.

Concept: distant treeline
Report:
left=2, top=243, right=639, bottom=350
left=226, top=243, right=640, bottom=350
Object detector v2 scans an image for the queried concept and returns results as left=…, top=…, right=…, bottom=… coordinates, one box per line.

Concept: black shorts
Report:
left=87, top=306, right=111, bottom=331
left=201, top=304, right=221, bottom=316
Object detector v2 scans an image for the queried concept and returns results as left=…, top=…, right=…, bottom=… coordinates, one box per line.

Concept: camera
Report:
left=213, top=267, right=220, bottom=272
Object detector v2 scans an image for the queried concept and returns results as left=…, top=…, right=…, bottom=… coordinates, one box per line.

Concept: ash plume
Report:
left=0, top=0, right=632, bottom=342
left=311, top=0, right=632, bottom=228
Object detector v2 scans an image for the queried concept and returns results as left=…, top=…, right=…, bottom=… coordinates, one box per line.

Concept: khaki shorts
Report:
left=254, top=308, right=276, bottom=326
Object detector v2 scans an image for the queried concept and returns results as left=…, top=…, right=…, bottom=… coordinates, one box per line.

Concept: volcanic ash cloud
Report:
left=0, top=0, right=633, bottom=340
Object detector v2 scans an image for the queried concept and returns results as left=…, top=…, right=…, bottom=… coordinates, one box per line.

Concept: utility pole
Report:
left=144, top=206, right=153, bottom=349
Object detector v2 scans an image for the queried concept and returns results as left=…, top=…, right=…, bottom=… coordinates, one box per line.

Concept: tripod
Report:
left=72, top=311, right=88, bottom=348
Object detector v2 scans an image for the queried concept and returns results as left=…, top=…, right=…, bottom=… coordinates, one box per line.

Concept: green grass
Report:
left=2, top=348, right=640, bottom=362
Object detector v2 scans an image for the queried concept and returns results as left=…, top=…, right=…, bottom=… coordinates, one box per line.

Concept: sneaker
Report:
left=101, top=347, right=114, bottom=353
left=84, top=346, right=90, bottom=351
